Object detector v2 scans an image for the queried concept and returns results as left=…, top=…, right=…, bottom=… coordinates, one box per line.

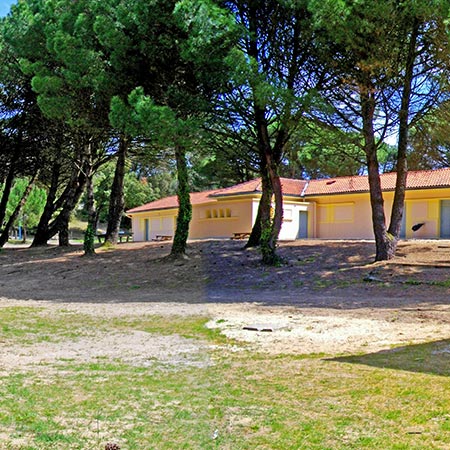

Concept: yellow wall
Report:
left=131, top=209, right=177, bottom=241
left=403, top=188, right=450, bottom=239
left=279, top=200, right=312, bottom=240
left=311, top=193, right=376, bottom=239
left=404, top=199, right=438, bottom=238
left=189, top=199, right=255, bottom=239
left=310, top=188, right=450, bottom=239
left=129, top=199, right=256, bottom=241
left=129, top=187, right=450, bottom=241
left=129, top=196, right=313, bottom=241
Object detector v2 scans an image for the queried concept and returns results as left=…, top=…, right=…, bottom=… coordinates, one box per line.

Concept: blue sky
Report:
left=0, top=0, right=16, bottom=17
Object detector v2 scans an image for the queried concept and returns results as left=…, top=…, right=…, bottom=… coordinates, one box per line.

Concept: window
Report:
left=284, top=208, right=293, bottom=221
left=333, top=204, right=354, bottom=223
left=204, top=208, right=233, bottom=219
left=318, top=204, right=354, bottom=223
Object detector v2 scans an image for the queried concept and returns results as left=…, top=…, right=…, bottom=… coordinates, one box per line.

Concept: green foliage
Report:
left=309, top=0, right=450, bottom=135
left=123, top=174, right=157, bottom=210
left=174, top=0, right=239, bottom=88
left=9, top=0, right=109, bottom=129
left=77, top=163, right=160, bottom=223
left=1, top=178, right=46, bottom=229
left=110, top=88, right=178, bottom=141
left=23, top=183, right=47, bottom=228
left=284, top=120, right=398, bottom=178
left=286, top=122, right=365, bottom=178
left=189, top=151, right=256, bottom=190
left=409, top=102, right=450, bottom=169
left=175, top=0, right=237, bottom=52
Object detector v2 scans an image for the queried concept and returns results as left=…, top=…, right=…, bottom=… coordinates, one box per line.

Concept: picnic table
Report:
left=152, top=235, right=172, bottom=241
left=231, top=232, right=251, bottom=240
left=96, top=231, right=133, bottom=243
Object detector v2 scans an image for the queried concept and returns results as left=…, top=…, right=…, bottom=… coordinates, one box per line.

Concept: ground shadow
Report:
left=1, top=239, right=450, bottom=309
left=329, top=339, right=450, bottom=377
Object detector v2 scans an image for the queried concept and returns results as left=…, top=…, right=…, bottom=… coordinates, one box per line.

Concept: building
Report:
left=126, top=168, right=450, bottom=241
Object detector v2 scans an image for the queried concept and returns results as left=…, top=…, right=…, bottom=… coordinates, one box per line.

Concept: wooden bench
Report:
left=231, top=232, right=251, bottom=240
left=96, top=233, right=107, bottom=243
left=96, top=231, right=133, bottom=243
left=152, top=235, right=172, bottom=242
left=118, top=231, right=133, bottom=242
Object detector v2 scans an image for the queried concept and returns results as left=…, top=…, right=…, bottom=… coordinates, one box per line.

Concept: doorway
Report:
left=440, top=200, right=450, bottom=238
left=297, top=211, right=308, bottom=239
left=144, top=219, right=149, bottom=241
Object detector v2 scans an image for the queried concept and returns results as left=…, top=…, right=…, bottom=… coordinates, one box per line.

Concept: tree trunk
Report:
left=254, top=111, right=283, bottom=265
left=58, top=217, right=70, bottom=246
left=83, top=168, right=96, bottom=256
left=258, top=170, right=278, bottom=258
left=387, top=20, right=419, bottom=241
left=244, top=4, right=282, bottom=264
left=31, top=161, right=61, bottom=247
left=361, top=21, right=419, bottom=261
left=360, top=84, right=395, bottom=261
left=245, top=162, right=271, bottom=249
left=0, top=162, right=16, bottom=229
left=105, top=135, right=128, bottom=245
left=263, top=153, right=283, bottom=265
left=170, top=144, right=192, bottom=258
left=32, top=163, right=87, bottom=247
left=50, top=180, right=84, bottom=246
left=245, top=204, right=262, bottom=248
left=0, top=175, right=36, bottom=247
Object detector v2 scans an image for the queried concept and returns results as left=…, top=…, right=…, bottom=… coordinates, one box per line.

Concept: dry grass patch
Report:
left=0, top=299, right=448, bottom=449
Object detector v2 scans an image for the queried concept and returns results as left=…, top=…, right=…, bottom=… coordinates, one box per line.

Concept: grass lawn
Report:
left=0, top=306, right=449, bottom=449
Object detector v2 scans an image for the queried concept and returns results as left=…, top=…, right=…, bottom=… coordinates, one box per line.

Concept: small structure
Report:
left=126, top=168, right=450, bottom=241
left=126, top=179, right=309, bottom=241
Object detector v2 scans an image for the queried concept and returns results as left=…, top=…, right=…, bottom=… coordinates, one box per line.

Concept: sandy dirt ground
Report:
left=0, top=239, right=450, bottom=362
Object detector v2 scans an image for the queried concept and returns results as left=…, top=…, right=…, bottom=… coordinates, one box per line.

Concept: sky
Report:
left=0, top=0, right=16, bottom=17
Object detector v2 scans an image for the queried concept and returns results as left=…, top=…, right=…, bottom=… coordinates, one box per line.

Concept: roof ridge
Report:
left=300, top=180, right=309, bottom=197
left=217, top=178, right=262, bottom=193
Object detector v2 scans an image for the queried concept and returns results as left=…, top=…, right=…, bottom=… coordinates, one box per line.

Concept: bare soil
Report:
left=0, top=239, right=449, bottom=357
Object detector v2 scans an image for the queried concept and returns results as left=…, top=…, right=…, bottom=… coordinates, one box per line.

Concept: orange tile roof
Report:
left=211, top=177, right=307, bottom=197
left=209, top=178, right=262, bottom=196
left=126, top=177, right=307, bottom=214
left=126, top=189, right=221, bottom=213
left=304, top=168, right=450, bottom=196
left=305, top=175, right=371, bottom=196
left=403, top=168, right=450, bottom=189
left=281, top=178, right=309, bottom=197
left=127, top=168, right=450, bottom=214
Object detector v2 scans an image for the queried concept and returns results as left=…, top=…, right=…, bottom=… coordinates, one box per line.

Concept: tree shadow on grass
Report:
left=329, top=339, right=450, bottom=377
